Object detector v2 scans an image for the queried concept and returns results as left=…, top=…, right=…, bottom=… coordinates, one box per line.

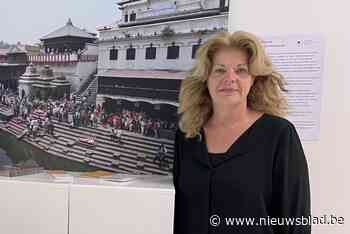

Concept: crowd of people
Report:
left=0, top=86, right=103, bottom=138
left=1, top=86, right=174, bottom=169
left=23, top=115, right=55, bottom=138
left=1, top=85, right=177, bottom=140
left=104, top=109, right=177, bottom=138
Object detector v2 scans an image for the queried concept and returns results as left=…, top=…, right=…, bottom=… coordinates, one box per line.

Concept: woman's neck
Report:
left=208, top=104, right=251, bottom=128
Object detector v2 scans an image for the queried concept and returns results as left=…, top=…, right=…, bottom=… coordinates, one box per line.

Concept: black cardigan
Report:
left=172, top=113, right=311, bottom=234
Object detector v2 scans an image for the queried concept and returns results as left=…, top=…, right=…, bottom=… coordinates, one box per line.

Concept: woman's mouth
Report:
left=219, top=88, right=238, bottom=92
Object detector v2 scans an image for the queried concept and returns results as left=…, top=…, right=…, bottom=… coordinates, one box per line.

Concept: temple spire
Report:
left=66, top=18, right=73, bottom=26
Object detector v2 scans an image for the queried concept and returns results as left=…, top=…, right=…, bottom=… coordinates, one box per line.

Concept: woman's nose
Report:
left=224, top=68, right=239, bottom=82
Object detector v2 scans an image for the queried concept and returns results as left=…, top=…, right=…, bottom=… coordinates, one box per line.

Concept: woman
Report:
left=173, top=31, right=311, bottom=234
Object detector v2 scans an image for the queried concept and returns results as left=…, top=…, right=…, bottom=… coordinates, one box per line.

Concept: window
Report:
left=167, top=44, right=180, bottom=59
left=109, top=48, right=118, bottom=60
left=145, top=46, right=156, bottom=60
left=126, top=47, right=136, bottom=60
left=124, top=14, right=129, bottom=22
left=192, top=44, right=200, bottom=59
left=130, top=12, right=136, bottom=21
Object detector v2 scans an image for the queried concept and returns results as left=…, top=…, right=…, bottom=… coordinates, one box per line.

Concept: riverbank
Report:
left=0, top=129, right=98, bottom=172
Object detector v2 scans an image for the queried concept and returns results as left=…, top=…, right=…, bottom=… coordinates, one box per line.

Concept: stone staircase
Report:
left=0, top=104, right=12, bottom=113
left=0, top=104, right=14, bottom=120
left=1, top=112, right=175, bottom=175
left=73, top=71, right=98, bottom=105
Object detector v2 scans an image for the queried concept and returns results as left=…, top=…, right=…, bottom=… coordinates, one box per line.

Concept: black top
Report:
left=208, top=152, right=231, bottom=167
left=172, top=113, right=311, bottom=234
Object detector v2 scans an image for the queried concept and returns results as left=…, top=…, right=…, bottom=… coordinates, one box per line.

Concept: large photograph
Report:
left=0, top=0, right=229, bottom=176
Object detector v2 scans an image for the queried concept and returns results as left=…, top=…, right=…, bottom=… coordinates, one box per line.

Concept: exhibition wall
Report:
left=229, top=1, right=349, bottom=233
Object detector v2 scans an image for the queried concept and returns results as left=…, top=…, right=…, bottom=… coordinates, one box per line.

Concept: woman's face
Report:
left=207, top=48, right=254, bottom=108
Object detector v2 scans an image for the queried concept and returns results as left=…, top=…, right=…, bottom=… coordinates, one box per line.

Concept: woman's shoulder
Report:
left=260, top=113, right=298, bottom=137
left=175, top=128, right=201, bottom=143
left=262, top=113, right=294, bottom=129
left=252, top=113, right=302, bottom=151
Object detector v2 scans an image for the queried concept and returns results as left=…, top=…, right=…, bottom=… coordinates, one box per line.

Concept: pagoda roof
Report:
left=40, top=18, right=96, bottom=40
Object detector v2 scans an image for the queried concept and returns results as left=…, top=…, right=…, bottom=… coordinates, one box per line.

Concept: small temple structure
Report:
left=27, top=18, right=98, bottom=92
left=0, top=43, right=40, bottom=91
left=18, top=64, right=70, bottom=100
left=40, top=18, right=97, bottom=54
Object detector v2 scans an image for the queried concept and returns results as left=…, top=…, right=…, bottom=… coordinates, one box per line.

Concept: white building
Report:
left=97, top=0, right=229, bottom=72
left=96, top=0, right=228, bottom=111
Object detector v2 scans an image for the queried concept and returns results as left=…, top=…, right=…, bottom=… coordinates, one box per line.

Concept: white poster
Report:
left=262, top=34, right=325, bottom=141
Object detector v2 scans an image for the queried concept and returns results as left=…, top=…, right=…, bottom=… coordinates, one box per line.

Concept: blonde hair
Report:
left=178, top=31, right=288, bottom=138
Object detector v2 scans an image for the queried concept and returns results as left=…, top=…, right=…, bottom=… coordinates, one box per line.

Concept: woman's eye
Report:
left=236, top=68, right=248, bottom=74
left=214, top=68, right=226, bottom=74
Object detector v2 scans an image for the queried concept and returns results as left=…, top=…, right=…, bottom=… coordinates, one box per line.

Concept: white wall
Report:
left=98, top=32, right=223, bottom=71
left=76, top=61, right=97, bottom=80
left=100, top=15, right=227, bottom=41
left=36, top=64, right=76, bottom=75
left=229, top=1, right=349, bottom=233
left=122, top=0, right=218, bottom=20
left=83, top=43, right=98, bottom=55
left=99, top=36, right=198, bottom=71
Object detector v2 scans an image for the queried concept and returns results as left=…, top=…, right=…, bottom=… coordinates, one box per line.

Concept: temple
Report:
left=40, top=18, right=97, bottom=54
left=0, top=43, right=40, bottom=91
left=28, top=19, right=98, bottom=93
left=18, top=64, right=71, bottom=100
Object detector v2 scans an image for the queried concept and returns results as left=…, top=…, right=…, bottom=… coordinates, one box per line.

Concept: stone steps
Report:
left=5, top=117, right=172, bottom=175
left=30, top=112, right=175, bottom=161
left=10, top=123, right=170, bottom=172
left=31, top=111, right=174, bottom=145
left=77, top=76, right=98, bottom=105
left=55, top=122, right=173, bottom=150
left=51, top=126, right=165, bottom=159
left=53, top=124, right=174, bottom=162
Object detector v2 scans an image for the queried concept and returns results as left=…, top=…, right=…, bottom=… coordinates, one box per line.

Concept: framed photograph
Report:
left=0, top=0, right=229, bottom=175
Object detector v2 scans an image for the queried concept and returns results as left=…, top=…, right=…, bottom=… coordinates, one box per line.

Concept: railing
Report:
left=28, top=54, right=78, bottom=64
left=29, top=54, right=98, bottom=64
left=80, top=77, right=98, bottom=99
left=75, top=70, right=98, bottom=96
